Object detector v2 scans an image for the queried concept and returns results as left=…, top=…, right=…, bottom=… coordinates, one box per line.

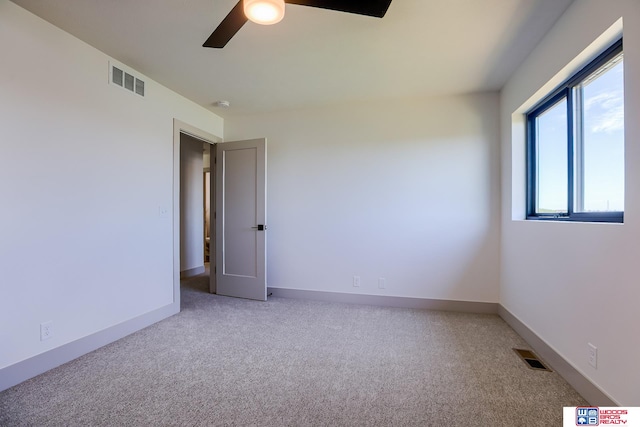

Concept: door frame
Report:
left=172, top=119, right=222, bottom=307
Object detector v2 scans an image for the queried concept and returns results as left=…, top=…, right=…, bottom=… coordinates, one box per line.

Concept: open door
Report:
left=213, top=138, right=267, bottom=301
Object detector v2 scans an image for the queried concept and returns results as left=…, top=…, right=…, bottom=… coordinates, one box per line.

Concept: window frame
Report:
left=526, top=38, right=624, bottom=223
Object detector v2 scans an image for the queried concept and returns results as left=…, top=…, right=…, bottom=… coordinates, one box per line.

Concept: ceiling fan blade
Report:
left=203, top=1, right=248, bottom=48
left=285, top=0, right=392, bottom=18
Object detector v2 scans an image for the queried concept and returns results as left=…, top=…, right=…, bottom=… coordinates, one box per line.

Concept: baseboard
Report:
left=267, top=287, right=499, bottom=314
left=498, top=305, right=618, bottom=406
left=180, top=265, right=204, bottom=279
left=0, top=302, right=179, bottom=393
left=3, top=291, right=611, bottom=406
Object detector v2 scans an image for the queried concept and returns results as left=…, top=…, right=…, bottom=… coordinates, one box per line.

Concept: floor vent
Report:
left=513, top=348, right=552, bottom=372
left=110, top=63, right=145, bottom=97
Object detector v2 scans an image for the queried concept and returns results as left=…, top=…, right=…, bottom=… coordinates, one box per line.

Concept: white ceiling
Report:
left=11, top=0, right=573, bottom=117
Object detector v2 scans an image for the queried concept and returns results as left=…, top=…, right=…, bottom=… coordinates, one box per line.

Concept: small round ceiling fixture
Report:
left=213, top=100, right=231, bottom=108
left=244, top=0, right=285, bottom=25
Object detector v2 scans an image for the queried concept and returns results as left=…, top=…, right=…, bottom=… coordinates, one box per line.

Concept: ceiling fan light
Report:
left=244, top=0, right=285, bottom=25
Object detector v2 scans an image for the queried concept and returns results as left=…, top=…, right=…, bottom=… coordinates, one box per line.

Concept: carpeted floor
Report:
left=0, top=272, right=587, bottom=426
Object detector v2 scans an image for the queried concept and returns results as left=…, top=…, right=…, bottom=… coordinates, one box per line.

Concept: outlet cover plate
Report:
left=40, top=321, right=53, bottom=341
left=588, top=343, right=597, bottom=368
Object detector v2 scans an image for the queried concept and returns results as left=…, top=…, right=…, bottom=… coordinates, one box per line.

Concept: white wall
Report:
left=225, top=93, right=501, bottom=303
left=0, top=1, right=222, bottom=372
left=180, top=134, right=204, bottom=272
left=500, top=0, right=640, bottom=405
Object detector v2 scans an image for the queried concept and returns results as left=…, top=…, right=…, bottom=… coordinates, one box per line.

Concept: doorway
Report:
left=179, top=133, right=210, bottom=279
left=173, top=120, right=268, bottom=305
left=173, top=120, right=221, bottom=307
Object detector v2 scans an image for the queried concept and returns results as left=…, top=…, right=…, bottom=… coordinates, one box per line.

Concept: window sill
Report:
left=525, top=213, right=623, bottom=224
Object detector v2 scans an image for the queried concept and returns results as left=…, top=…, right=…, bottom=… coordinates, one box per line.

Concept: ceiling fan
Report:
left=203, top=0, right=393, bottom=48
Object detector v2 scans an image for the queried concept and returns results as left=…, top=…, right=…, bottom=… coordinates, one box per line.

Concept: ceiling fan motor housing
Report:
left=244, top=0, right=286, bottom=25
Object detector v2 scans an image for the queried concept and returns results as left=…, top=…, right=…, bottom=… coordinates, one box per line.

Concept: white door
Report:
left=213, top=138, right=267, bottom=301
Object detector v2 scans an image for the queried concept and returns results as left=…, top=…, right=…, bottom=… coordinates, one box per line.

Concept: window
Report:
left=527, top=39, right=624, bottom=223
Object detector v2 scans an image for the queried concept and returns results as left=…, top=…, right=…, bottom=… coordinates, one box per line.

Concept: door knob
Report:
left=251, top=224, right=266, bottom=231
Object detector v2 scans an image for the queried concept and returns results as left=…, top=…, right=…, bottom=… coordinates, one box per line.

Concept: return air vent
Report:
left=513, top=348, right=552, bottom=372
left=110, top=63, right=145, bottom=97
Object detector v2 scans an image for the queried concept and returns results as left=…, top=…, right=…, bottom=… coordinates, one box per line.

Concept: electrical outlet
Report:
left=353, top=276, right=361, bottom=287
left=588, top=343, right=597, bottom=368
left=378, top=277, right=386, bottom=289
left=40, top=321, right=53, bottom=341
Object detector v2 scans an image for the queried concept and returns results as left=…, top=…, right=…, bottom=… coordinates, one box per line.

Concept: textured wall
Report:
left=226, top=93, right=501, bottom=303
left=0, top=1, right=223, bottom=370
left=500, top=0, right=640, bottom=405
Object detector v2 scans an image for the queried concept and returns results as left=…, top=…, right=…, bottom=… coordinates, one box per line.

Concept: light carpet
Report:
left=0, top=273, right=587, bottom=426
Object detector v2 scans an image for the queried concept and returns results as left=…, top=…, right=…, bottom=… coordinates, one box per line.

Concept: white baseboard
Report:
left=0, top=302, right=179, bottom=393
left=267, top=287, right=499, bottom=313
left=180, top=266, right=205, bottom=279
left=498, top=305, right=618, bottom=406
left=3, top=288, right=614, bottom=407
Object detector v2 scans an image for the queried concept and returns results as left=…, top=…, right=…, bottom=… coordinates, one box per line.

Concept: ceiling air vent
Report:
left=110, top=63, right=145, bottom=97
